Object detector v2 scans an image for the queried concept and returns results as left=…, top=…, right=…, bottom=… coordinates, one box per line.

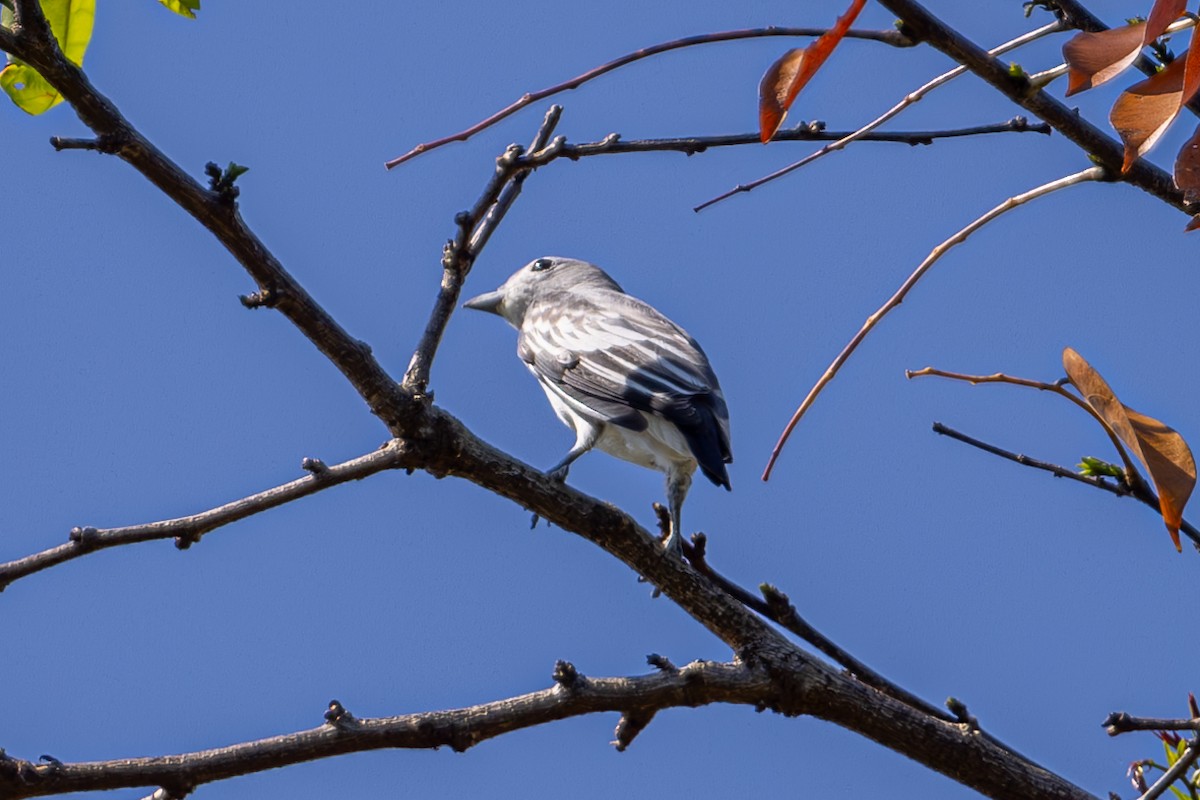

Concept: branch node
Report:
left=324, top=699, right=359, bottom=729
left=239, top=286, right=280, bottom=309
left=69, top=525, right=99, bottom=548
left=552, top=660, right=581, bottom=689
left=203, top=161, right=248, bottom=204
left=174, top=531, right=202, bottom=550
left=1103, top=711, right=1132, bottom=736
left=646, top=653, right=677, bottom=672
left=946, top=697, right=980, bottom=730
left=612, top=710, right=656, bottom=751
left=497, top=143, right=525, bottom=168
left=301, top=457, right=329, bottom=476
left=49, top=133, right=122, bottom=153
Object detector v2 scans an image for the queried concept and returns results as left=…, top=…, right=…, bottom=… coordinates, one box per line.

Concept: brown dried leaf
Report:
left=1063, top=23, right=1146, bottom=96
left=1110, top=53, right=1189, bottom=172
left=1063, top=347, right=1196, bottom=551
left=1184, top=38, right=1200, bottom=106
left=1174, top=123, right=1200, bottom=203
left=1187, top=214, right=1200, bottom=231
left=1145, top=0, right=1188, bottom=44
left=757, top=0, right=866, bottom=142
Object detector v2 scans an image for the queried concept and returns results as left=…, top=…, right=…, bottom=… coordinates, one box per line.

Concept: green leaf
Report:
left=157, top=0, right=200, bottom=18
left=1078, top=456, right=1125, bottom=478
left=0, top=63, right=60, bottom=113
left=46, top=0, right=95, bottom=66
left=1169, top=784, right=1189, bottom=800
left=1, top=0, right=95, bottom=115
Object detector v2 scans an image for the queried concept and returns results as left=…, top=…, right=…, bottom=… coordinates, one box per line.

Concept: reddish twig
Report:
left=762, top=167, right=1105, bottom=480
left=384, top=26, right=914, bottom=168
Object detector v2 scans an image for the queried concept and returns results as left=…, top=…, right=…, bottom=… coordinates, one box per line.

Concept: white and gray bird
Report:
left=463, top=256, right=731, bottom=556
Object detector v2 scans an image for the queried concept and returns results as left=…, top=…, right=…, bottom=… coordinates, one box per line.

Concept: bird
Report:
left=463, top=256, right=731, bottom=557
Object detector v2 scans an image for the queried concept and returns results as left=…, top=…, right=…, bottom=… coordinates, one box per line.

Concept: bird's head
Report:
left=463, top=256, right=621, bottom=327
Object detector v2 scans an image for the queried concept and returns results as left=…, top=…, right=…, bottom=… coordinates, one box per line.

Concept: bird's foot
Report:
left=546, top=464, right=570, bottom=483
left=660, top=531, right=684, bottom=560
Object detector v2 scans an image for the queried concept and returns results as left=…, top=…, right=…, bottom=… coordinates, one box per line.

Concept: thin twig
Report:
left=761, top=166, right=1106, bottom=481
left=384, top=26, right=915, bottom=168
left=0, top=441, right=413, bottom=592
left=1106, top=713, right=1200, bottom=736
left=695, top=20, right=1065, bottom=212
left=401, top=106, right=562, bottom=394
left=907, top=366, right=1139, bottom=481
left=677, top=526, right=955, bottom=723
left=511, top=117, right=1050, bottom=166
left=927, top=422, right=1200, bottom=548
left=931, top=422, right=1132, bottom=497
left=907, top=367, right=1132, bottom=482
left=1138, top=743, right=1200, bottom=800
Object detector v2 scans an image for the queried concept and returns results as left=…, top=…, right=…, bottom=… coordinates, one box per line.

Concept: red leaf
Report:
left=757, top=0, right=866, bottom=142
left=1145, top=0, right=1188, bottom=44
left=1110, top=52, right=1189, bottom=173
left=1063, top=23, right=1146, bottom=96
left=1173, top=123, right=1200, bottom=203
left=759, top=48, right=806, bottom=143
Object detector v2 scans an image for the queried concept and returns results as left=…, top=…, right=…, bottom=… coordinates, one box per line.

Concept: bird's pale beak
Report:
left=463, top=289, right=505, bottom=315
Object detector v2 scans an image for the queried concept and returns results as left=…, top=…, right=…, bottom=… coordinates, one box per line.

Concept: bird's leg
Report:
left=532, top=424, right=600, bottom=528
left=662, top=468, right=693, bottom=558
left=545, top=424, right=600, bottom=483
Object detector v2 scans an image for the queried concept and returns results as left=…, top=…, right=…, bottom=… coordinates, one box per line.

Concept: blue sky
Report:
left=3, top=2, right=1197, bottom=797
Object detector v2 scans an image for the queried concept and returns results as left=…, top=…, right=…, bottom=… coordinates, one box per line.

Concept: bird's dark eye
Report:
left=531, top=258, right=553, bottom=272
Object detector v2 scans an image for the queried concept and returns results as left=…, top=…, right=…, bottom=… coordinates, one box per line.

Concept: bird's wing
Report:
left=518, top=290, right=732, bottom=485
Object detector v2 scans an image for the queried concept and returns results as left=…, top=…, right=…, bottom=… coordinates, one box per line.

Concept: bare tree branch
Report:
left=672, top=521, right=955, bottom=724
left=905, top=366, right=1140, bottom=488
left=696, top=19, right=1066, bottom=211
left=402, top=105, right=562, bottom=394
left=0, top=441, right=414, bottom=592
left=925, top=422, right=1200, bottom=548
left=1106, top=713, right=1200, bottom=736
left=0, top=24, right=18, bottom=57
left=875, top=0, right=1189, bottom=213
left=762, top=167, right=1106, bottom=480
left=8, top=7, right=413, bottom=435
left=383, top=26, right=917, bottom=168
left=0, top=660, right=774, bottom=799
left=511, top=116, right=1051, bottom=165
